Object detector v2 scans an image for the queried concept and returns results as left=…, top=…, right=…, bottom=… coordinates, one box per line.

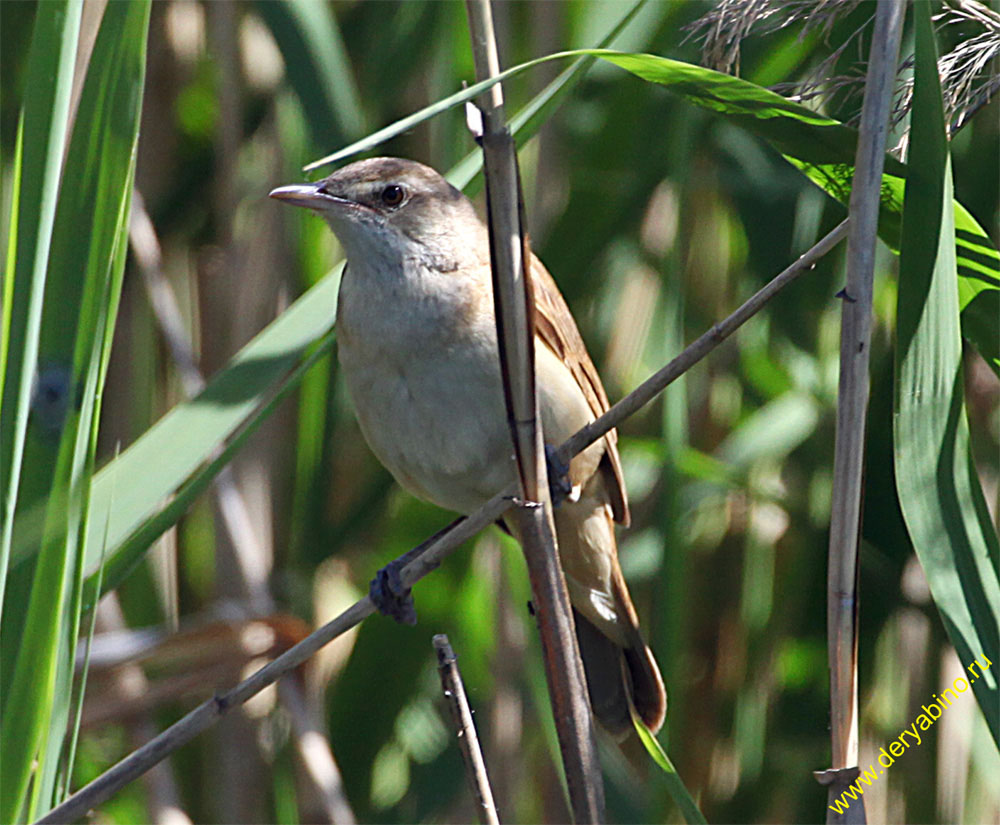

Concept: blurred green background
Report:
left=2, top=1, right=997, bottom=823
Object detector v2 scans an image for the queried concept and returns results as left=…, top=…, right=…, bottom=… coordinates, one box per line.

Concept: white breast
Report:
left=336, top=254, right=603, bottom=516
left=336, top=261, right=515, bottom=514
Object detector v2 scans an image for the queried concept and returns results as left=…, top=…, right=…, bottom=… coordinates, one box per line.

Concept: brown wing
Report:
left=529, top=253, right=630, bottom=526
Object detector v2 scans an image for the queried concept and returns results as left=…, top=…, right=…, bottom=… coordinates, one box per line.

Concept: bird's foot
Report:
left=546, top=444, right=574, bottom=508
left=370, top=560, right=417, bottom=625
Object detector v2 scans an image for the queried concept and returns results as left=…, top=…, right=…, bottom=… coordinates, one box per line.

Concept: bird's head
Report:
left=270, top=157, right=485, bottom=271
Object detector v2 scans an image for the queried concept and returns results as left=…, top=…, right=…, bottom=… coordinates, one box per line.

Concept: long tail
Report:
left=505, top=471, right=666, bottom=735
left=551, top=484, right=666, bottom=736
left=573, top=598, right=666, bottom=736
left=608, top=559, right=667, bottom=734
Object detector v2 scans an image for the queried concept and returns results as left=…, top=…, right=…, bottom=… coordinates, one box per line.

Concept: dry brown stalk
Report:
left=434, top=635, right=500, bottom=825
left=464, top=0, right=605, bottom=821
left=818, top=1, right=905, bottom=823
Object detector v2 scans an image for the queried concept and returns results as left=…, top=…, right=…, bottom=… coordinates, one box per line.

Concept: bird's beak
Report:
left=268, top=183, right=329, bottom=210
left=270, top=183, right=368, bottom=218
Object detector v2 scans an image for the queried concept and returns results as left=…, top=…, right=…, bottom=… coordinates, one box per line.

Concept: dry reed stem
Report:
left=434, top=635, right=500, bottom=825
left=464, top=0, right=605, bottom=821
left=820, top=1, right=904, bottom=823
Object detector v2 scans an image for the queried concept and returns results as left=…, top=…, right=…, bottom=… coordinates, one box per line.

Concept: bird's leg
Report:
left=545, top=444, right=575, bottom=507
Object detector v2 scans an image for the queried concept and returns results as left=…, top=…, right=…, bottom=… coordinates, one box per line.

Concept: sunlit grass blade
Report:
left=0, top=2, right=82, bottom=819
left=8, top=265, right=342, bottom=584
left=631, top=710, right=706, bottom=825
left=0, top=0, right=81, bottom=629
left=1, top=115, right=24, bottom=406
left=893, top=1, right=999, bottom=746
left=306, top=48, right=878, bottom=173
left=35, top=159, right=138, bottom=816
left=63, top=441, right=118, bottom=801
left=953, top=201, right=999, bottom=373
left=0, top=130, right=20, bottom=685
left=82, top=322, right=338, bottom=602
left=92, top=261, right=340, bottom=574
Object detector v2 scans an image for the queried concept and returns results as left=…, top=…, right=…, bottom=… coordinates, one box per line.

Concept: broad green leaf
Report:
left=789, top=157, right=999, bottom=373
left=893, top=1, right=999, bottom=746
left=598, top=51, right=900, bottom=171
left=0, top=0, right=81, bottom=626
left=7, top=269, right=338, bottom=581
left=83, top=320, right=338, bottom=601
left=77, top=264, right=342, bottom=585
left=0, top=2, right=149, bottom=820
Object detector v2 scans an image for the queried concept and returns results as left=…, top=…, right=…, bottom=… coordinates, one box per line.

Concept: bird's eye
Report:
left=380, top=184, right=405, bottom=208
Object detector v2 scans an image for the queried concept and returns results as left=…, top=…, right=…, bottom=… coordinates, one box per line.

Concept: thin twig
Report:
left=818, top=1, right=904, bottom=823
left=433, top=635, right=500, bottom=825
left=464, top=1, right=605, bottom=821
left=36, top=216, right=847, bottom=825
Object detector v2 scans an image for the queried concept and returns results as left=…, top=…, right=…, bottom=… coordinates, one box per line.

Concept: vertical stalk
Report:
left=464, top=1, right=605, bottom=821
left=820, top=2, right=905, bottom=822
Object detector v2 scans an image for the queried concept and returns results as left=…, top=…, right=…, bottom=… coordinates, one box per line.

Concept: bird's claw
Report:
left=370, top=560, right=417, bottom=625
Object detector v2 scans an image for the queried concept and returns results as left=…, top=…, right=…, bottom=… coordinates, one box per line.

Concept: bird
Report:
left=270, top=157, right=665, bottom=736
